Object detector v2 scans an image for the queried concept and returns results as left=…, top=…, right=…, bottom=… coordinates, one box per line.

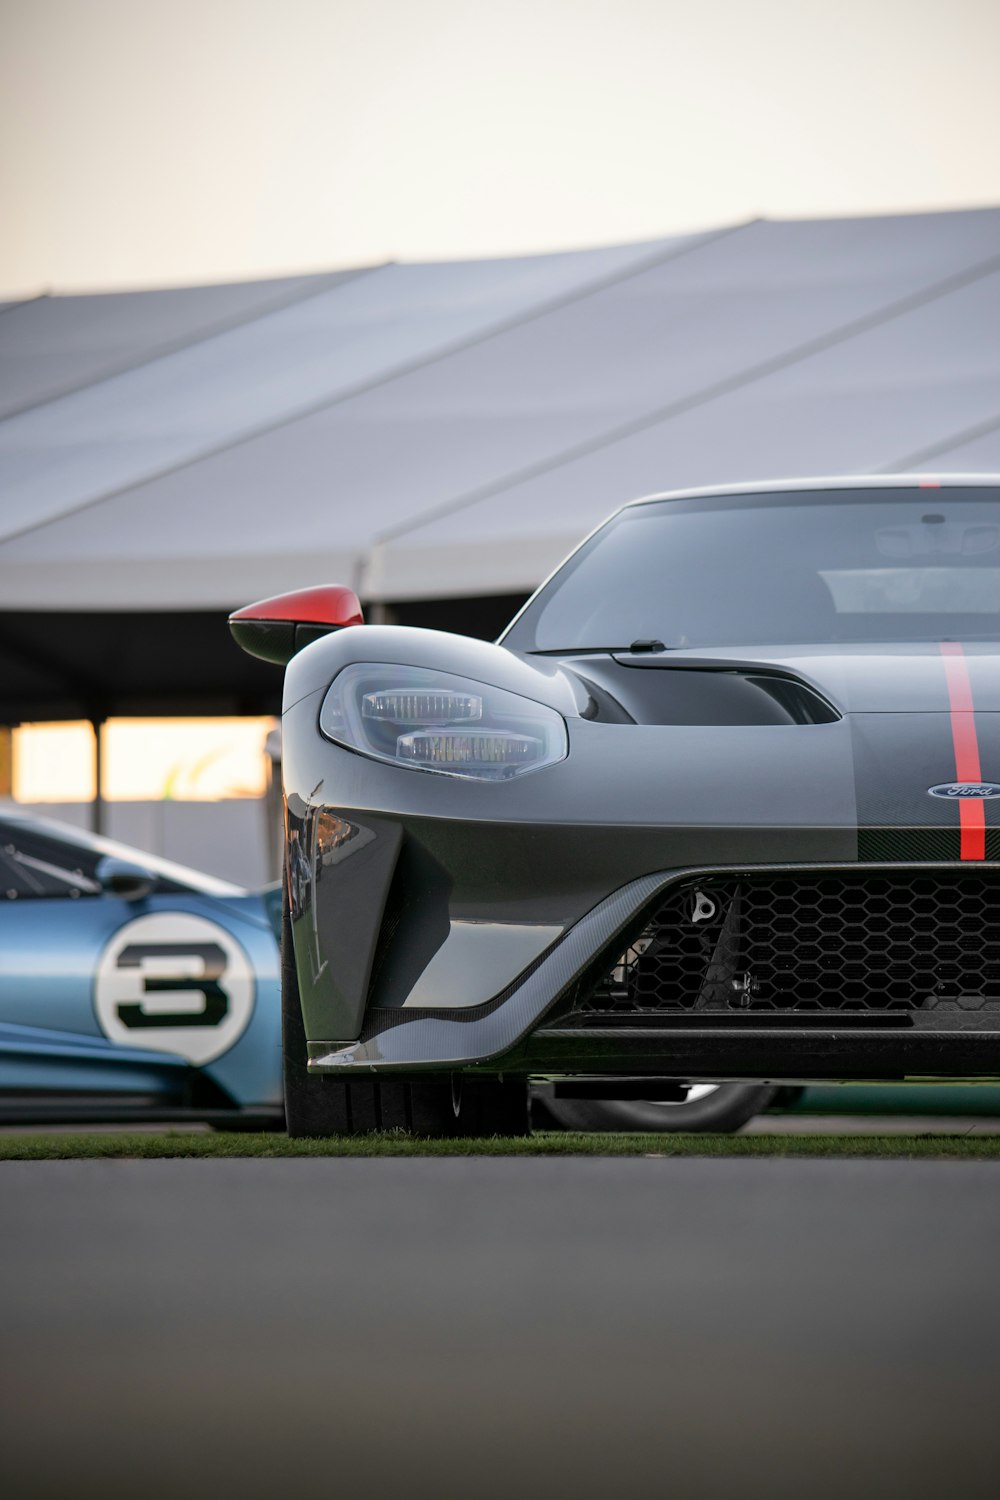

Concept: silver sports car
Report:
left=231, top=475, right=1000, bottom=1136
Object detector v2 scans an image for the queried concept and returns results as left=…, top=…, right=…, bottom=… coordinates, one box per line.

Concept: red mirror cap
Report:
left=229, top=585, right=364, bottom=629
left=229, top=585, right=364, bottom=665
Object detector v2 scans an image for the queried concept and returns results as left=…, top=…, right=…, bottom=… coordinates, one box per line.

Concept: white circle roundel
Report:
left=94, top=912, right=255, bottom=1066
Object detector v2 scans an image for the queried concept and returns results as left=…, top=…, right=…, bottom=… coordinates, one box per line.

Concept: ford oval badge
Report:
left=928, top=782, right=1000, bottom=799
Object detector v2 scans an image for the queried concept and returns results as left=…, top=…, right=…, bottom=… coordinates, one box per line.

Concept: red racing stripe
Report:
left=940, top=642, right=986, bottom=861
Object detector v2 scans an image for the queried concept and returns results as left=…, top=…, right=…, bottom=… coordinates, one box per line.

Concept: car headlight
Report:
left=319, top=664, right=568, bottom=780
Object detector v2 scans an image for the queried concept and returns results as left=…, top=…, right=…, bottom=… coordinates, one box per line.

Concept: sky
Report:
left=1, top=0, right=999, bottom=296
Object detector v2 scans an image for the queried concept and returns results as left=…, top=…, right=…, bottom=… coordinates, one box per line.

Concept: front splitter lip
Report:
left=306, top=858, right=995, bottom=1075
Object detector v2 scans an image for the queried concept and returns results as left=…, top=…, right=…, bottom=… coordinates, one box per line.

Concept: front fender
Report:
left=281, top=624, right=588, bottom=718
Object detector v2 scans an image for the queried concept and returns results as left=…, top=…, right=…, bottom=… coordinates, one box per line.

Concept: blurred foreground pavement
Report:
left=3, top=1157, right=999, bottom=1500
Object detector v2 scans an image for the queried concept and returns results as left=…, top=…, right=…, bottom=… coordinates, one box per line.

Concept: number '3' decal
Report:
left=95, top=913, right=254, bottom=1066
left=114, top=943, right=229, bottom=1029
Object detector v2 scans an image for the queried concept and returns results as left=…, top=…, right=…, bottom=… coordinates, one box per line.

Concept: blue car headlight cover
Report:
left=320, top=664, right=568, bottom=781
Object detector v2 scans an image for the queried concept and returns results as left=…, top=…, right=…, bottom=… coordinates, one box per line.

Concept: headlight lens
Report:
left=320, top=664, right=568, bottom=780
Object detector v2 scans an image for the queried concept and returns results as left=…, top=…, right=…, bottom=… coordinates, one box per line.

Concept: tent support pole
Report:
left=90, top=717, right=105, bottom=836
left=366, top=603, right=396, bottom=625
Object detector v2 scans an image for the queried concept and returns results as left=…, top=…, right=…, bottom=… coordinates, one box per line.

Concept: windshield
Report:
left=503, top=487, right=1000, bottom=652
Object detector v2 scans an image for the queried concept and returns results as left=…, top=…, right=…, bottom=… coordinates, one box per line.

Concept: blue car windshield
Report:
left=504, top=487, right=1000, bottom=652
left=0, top=813, right=244, bottom=897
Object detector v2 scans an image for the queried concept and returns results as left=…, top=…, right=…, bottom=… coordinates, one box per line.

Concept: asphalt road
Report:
left=4, top=1158, right=1000, bottom=1500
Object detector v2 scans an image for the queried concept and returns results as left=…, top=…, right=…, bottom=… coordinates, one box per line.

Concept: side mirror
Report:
left=229, top=585, right=364, bottom=665
left=96, top=856, right=156, bottom=902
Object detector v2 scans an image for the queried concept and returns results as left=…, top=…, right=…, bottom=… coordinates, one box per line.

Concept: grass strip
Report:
left=3, top=1130, right=1000, bottom=1161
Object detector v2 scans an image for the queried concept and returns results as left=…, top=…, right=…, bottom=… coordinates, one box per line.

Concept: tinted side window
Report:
left=0, top=826, right=102, bottom=901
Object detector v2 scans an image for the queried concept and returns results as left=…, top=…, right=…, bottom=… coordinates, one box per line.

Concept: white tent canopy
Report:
left=1, top=208, right=998, bottom=613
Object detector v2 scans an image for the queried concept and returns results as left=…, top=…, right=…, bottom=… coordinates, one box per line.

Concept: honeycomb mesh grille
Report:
left=571, top=873, right=1000, bottom=1017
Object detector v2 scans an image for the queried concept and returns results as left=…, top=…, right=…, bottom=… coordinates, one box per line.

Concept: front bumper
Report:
left=306, top=861, right=1000, bottom=1083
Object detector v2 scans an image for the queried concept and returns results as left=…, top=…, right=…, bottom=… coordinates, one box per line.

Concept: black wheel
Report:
left=539, top=1082, right=778, bottom=1134
left=281, top=879, right=530, bottom=1138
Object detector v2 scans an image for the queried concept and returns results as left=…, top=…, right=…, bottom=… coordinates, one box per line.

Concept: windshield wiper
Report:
left=529, top=642, right=673, bottom=656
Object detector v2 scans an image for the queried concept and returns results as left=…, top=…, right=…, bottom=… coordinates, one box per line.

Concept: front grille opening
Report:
left=567, top=873, right=1000, bottom=1019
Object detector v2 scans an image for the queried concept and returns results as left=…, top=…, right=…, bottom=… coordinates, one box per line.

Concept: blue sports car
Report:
left=0, top=810, right=282, bottom=1127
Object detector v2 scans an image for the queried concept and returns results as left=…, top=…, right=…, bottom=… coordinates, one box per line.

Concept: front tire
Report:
left=281, top=880, right=529, bottom=1138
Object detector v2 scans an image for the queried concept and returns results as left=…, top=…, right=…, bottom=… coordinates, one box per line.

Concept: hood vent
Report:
left=573, top=656, right=841, bottom=726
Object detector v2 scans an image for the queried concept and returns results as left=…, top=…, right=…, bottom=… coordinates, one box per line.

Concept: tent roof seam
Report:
left=0, top=264, right=387, bottom=426
left=370, top=247, right=1000, bottom=549
left=0, top=220, right=751, bottom=552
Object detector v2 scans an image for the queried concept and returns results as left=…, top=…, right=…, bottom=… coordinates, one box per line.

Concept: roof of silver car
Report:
left=626, top=473, right=1000, bottom=510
